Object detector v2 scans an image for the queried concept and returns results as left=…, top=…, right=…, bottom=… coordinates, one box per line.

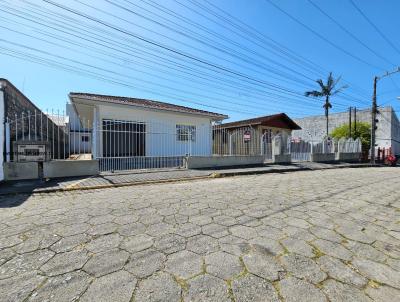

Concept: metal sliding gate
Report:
left=97, top=119, right=205, bottom=172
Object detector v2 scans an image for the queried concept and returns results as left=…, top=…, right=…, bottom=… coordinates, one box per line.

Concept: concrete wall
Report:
left=390, top=109, right=400, bottom=155
left=4, top=162, right=39, bottom=180
left=273, top=154, right=291, bottom=164
left=186, top=156, right=265, bottom=169
left=336, top=152, right=361, bottom=162
left=0, top=90, right=4, bottom=181
left=310, top=153, right=336, bottom=162
left=293, top=107, right=400, bottom=155
left=43, top=160, right=99, bottom=178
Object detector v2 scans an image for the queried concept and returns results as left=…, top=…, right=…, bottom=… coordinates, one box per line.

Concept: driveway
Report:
left=0, top=167, right=399, bottom=301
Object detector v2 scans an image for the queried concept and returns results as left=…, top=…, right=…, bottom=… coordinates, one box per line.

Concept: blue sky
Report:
left=1, top=0, right=400, bottom=121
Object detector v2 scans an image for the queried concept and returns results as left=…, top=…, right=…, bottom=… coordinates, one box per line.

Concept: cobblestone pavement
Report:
left=0, top=167, right=399, bottom=302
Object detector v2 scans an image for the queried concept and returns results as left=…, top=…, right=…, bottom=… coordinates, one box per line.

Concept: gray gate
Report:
left=290, top=139, right=312, bottom=161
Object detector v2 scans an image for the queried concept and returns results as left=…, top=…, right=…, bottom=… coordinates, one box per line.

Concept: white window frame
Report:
left=176, top=124, right=196, bottom=142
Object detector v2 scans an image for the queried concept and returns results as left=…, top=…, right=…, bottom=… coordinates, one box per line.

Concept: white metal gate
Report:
left=290, top=139, right=312, bottom=161
left=96, top=119, right=210, bottom=172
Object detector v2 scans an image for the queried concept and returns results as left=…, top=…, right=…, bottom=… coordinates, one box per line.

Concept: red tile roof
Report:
left=218, top=113, right=301, bottom=130
left=69, top=92, right=228, bottom=120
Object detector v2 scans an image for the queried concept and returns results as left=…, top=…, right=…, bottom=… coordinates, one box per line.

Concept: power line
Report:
left=264, top=0, right=383, bottom=71
left=10, top=0, right=372, bottom=107
left=349, top=0, right=400, bottom=56
left=11, top=0, right=364, bottom=109
left=307, top=0, right=396, bottom=68
left=41, top=0, right=315, bottom=98
left=173, top=0, right=371, bottom=104
left=1, top=0, right=372, bottom=117
left=109, top=0, right=317, bottom=86
left=0, top=1, right=346, bottom=112
left=78, top=0, right=313, bottom=89
left=191, top=0, right=372, bottom=100
left=0, top=46, right=260, bottom=116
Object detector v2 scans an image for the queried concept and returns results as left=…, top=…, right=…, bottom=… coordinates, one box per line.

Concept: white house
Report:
left=68, top=93, right=227, bottom=162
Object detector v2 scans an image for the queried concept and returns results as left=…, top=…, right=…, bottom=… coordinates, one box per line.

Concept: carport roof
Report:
left=218, top=113, right=301, bottom=130
left=69, top=92, right=228, bottom=120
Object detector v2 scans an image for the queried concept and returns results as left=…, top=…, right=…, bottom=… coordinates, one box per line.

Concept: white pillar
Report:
left=0, top=90, right=4, bottom=181
left=5, top=122, right=10, bottom=162
left=92, top=106, right=99, bottom=159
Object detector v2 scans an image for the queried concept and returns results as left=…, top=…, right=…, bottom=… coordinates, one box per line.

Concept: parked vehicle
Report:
left=385, top=154, right=397, bottom=166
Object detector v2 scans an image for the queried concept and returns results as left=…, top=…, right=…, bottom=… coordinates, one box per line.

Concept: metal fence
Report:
left=96, top=119, right=212, bottom=171
left=290, top=138, right=312, bottom=161
left=212, top=124, right=274, bottom=160
left=6, top=110, right=65, bottom=161
left=337, top=137, right=362, bottom=153
left=313, top=138, right=335, bottom=154
left=4, top=110, right=363, bottom=171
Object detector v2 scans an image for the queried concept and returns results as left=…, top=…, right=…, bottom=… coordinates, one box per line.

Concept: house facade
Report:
left=69, top=93, right=227, bottom=161
left=213, top=113, right=301, bottom=156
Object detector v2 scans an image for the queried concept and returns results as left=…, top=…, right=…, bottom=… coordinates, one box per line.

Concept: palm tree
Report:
left=305, top=72, right=348, bottom=137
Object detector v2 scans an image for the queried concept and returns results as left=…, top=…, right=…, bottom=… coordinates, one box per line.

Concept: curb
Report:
left=0, top=175, right=213, bottom=196
left=0, top=163, right=386, bottom=196
left=210, top=163, right=381, bottom=178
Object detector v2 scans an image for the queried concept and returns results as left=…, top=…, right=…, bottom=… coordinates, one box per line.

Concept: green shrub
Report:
left=331, top=122, right=371, bottom=152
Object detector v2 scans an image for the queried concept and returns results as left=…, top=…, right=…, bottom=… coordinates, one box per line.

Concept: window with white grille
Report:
left=176, top=125, right=196, bottom=142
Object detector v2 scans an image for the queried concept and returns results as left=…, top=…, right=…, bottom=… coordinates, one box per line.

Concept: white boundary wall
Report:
left=0, top=90, right=4, bottom=181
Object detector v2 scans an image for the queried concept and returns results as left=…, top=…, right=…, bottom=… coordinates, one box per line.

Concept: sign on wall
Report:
left=243, top=130, right=251, bottom=142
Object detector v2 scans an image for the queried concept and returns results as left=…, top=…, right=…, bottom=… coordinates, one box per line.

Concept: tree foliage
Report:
left=305, top=72, right=348, bottom=112
left=305, top=72, right=348, bottom=136
left=331, top=122, right=371, bottom=151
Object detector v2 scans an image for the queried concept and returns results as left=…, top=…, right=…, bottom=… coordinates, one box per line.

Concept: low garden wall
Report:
left=186, top=156, right=265, bottom=169
left=3, top=162, right=39, bottom=180
left=43, top=160, right=99, bottom=178
left=310, top=153, right=336, bottom=162
left=273, top=154, right=291, bottom=164
left=336, top=152, right=361, bottom=162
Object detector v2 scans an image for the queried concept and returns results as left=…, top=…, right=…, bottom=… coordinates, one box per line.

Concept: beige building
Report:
left=213, top=113, right=301, bottom=156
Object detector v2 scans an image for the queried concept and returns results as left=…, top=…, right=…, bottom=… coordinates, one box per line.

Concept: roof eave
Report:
left=69, top=94, right=228, bottom=120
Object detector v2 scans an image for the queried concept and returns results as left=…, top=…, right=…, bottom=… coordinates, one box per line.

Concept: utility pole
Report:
left=349, top=107, right=352, bottom=138
left=371, top=76, right=378, bottom=164
left=354, top=107, right=357, bottom=134
left=370, top=67, right=400, bottom=164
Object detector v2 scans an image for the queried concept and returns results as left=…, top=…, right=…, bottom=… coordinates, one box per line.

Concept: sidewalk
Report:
left=0, top=162, right=381, bottom=195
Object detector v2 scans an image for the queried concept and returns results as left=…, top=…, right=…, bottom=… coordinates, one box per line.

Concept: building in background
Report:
left=213, top=113, right=301, bottom=156
left=292, top=106, right=400, bottom=155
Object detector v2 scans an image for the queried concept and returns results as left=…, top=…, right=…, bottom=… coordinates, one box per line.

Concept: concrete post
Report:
left=92, top=106, right=99, bottom=159
left=5, top=121, right=10, bottom=162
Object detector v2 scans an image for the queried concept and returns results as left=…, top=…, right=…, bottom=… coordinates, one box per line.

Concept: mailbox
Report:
left=13, top=141, right=51, bottom=162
